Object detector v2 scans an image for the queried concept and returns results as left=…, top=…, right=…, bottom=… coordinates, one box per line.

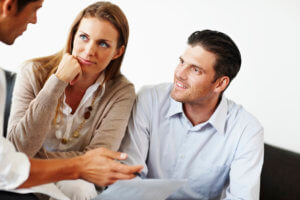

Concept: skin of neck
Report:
left=69, top=71, right=101, bottom=93
left=65, top=71, right=102, bottom=114
left=183, top=94, right=221, bottom=126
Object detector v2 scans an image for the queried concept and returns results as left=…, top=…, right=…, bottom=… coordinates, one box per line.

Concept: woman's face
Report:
left=72, top=17, right=123, bottom=76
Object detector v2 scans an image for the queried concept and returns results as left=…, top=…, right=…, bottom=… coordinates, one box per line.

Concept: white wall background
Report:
left=1, top=0, right=300, bottom=152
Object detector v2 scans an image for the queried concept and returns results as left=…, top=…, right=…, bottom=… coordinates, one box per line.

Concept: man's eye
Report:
left=192, top=66, right=201, bottom=74
left=179, top=58, right=184, bottom=65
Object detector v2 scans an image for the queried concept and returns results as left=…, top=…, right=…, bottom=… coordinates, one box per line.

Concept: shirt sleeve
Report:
left=119, top=87, right=153, bottom=177
left=0, top=136, right=30, bottom=190
left=223, top=126, right=264, bottom=200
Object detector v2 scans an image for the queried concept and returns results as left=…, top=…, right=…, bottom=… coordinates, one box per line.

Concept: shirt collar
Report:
left=207, top=96, right=228, bottom=135
left=166, top=96, right=183, bottom=118
left=166, top=95, right=228, bottom=135
left=84, top=72, right=105, bottom=98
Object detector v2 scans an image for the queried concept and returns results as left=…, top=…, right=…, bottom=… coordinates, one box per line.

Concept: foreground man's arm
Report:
left=19, top=147, right=143, bottom=188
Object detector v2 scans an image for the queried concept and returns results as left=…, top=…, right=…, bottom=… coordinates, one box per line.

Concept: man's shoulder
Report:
left=138, top=83, right=172, bottom=97
left=226, top=98, right=263, bottom=131
left=137, top=83, right=172, bottom=101
left=136, top=83, right=172, bottom=108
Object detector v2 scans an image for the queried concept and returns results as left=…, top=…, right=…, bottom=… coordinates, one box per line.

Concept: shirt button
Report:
left=179, top=154, right=184, bottom=159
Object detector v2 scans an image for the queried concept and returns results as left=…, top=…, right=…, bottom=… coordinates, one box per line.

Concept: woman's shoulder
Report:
left=18, top=60, right=43, bottom=81
left=18, top=59, right=52, bottom=87
left=107, top=74, right=134, bottom=90
left=105, top=74, right=135, bottom=96
left=19, top=60, right=42, bottom=73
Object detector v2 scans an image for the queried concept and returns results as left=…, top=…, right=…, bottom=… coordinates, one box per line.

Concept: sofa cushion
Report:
left=260, top=143, right=300, bottom=200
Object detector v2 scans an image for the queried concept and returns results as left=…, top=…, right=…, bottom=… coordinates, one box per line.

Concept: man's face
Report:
left=3, top=0, right=43, bottom=44
left=171, top=44, right=219, bottom=105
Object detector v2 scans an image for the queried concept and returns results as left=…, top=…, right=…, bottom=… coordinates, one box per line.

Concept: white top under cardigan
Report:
left=44, top=73, right=106, bottom=152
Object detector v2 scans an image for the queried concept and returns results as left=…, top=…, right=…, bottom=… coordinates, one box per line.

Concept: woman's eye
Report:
left=99, top=42, right=109, bottom=48
left=79, top=34, right=88, bottom=41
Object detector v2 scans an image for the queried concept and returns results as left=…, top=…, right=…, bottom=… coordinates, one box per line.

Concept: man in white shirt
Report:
left=120, top=30, right=264, bottom=199
left=0, top=0, right=142, bottom=198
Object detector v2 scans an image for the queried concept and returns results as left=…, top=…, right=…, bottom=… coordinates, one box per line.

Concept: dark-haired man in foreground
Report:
left=120, top=30, right=264, bottom=200
left=0, top=0, right=142, bottom=199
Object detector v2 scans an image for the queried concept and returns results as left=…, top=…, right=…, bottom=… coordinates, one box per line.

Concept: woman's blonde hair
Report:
left=32, top=1, right=129, bottom=86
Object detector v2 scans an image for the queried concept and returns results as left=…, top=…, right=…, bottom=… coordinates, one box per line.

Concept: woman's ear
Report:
left=214, top=76, right=230, bottom=93
left=1, top=0, right=16, bottom=17
left=112, top=45, right=125, bottom=60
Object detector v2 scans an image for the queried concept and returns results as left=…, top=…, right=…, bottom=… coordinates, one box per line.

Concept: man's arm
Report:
left=119, top=88, right=152, bottom=177
left=223, top=128, right=264, bottom=200
left=19, top=148, right=143, bottom=188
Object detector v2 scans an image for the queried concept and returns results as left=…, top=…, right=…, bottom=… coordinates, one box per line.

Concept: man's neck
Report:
left=183, top=95, right=221, bottom=126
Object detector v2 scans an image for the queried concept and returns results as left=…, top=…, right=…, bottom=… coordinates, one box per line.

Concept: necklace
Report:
left=53, top=85, right=102, bottom=144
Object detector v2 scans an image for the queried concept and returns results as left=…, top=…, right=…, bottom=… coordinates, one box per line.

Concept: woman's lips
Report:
left=77, top=57, right=96, bottom=65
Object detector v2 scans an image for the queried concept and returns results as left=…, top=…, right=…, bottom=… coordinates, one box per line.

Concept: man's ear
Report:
left=112, top=45, right=125, bottom=60
left=214, top=76, right=230, bottom=93
left=1, top=0, right=16, bottom=17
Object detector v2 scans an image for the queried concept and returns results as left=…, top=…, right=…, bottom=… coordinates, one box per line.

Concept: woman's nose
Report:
left=85, top=42, right=96, bottom=56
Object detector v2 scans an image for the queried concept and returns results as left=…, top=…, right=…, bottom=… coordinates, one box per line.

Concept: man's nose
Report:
left=175, top=64, right=188, bottom=80
left=30, top=12, right=37, bottom=24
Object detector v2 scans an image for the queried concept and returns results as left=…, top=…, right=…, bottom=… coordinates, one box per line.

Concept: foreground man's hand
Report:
left=79, top=147, right=143, bottom=186
left=19, top=147, right=143, bottom=188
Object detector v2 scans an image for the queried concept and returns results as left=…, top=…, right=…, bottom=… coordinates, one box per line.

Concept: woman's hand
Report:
left=55, top=53, right=82, bottom=85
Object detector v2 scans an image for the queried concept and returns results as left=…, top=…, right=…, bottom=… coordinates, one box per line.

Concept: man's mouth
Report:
left=175, top=80, right=187, bottom=89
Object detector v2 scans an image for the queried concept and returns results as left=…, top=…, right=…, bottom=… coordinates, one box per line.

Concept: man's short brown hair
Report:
left=17, top=0, right=39, bottom=12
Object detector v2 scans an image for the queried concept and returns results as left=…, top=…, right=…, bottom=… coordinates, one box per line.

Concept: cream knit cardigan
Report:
left=7, top=61, right=135, bottom=159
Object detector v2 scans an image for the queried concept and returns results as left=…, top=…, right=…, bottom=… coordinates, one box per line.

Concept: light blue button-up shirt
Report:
left=120, top=83, right=264, bottom=200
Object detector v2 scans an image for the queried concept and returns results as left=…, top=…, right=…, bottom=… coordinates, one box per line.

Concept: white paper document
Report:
left=95, top=179, right=187, bottom=200
left=5, top=183, right=70, bottom=200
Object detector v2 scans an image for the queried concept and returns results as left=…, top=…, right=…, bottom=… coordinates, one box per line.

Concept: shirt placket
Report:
left=171, top=115, right=192, bottom=179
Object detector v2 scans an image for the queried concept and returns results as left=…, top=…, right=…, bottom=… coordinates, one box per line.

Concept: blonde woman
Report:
left=8, top=2, right=136, bottom=199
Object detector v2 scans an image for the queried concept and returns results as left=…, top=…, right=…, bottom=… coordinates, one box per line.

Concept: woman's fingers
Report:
left=55, top=53, right=82, bottom=84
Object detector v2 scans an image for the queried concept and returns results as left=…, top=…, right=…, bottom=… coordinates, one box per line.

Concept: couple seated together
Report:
left=6, top=1, right=263, bottom=200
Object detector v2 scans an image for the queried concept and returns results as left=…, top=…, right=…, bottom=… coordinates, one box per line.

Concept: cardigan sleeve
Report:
left=7, top=62, right=67, bottom=157
left=86, top=82, right=136, bottom=151
left=37, top=79, right=136, bottom=158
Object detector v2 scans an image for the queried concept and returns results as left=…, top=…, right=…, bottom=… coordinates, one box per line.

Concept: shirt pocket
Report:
left=188, top=160, right=229, bottom=199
